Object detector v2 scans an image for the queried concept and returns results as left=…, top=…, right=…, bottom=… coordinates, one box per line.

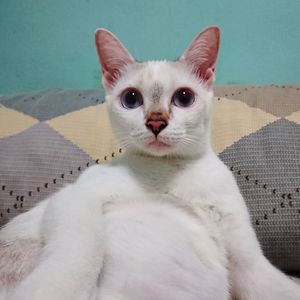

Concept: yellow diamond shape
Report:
left=286, top=111, right=300, bottom=125
left=0, top=106, right=38, bottom=138
left=46, top=104, right=120, bottom=161
left=211, top=97, right=279, bottom=154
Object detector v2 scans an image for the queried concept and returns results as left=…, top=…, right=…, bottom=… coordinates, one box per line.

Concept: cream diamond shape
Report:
left=211, top=97, right=279, bottom=154
left=46, top=104, right=120, bottom=161
left=286, top=111, right=300, bottom=125
left=0, top=105, right=38, bottom=138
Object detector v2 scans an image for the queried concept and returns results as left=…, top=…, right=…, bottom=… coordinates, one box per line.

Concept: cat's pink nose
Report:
left=146, top=119, right=168, bottom=136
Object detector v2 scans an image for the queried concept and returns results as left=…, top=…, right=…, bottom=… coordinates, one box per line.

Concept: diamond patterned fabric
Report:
left=0, top=85, right=299, bottom=271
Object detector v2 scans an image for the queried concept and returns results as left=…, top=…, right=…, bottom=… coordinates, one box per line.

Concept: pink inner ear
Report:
left=95, top=29, right=135, bottom=89
left=180, top=26, right=220, bottom=86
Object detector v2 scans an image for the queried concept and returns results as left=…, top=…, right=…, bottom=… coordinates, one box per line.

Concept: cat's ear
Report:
left=95, top=29, right=135, bottom=90
left=180, top=26, right=220, bottom=87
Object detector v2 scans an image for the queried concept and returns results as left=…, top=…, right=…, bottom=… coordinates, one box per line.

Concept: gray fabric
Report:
left=0, top=123, right=93, bottom=225
left=0, top=89, right=105, bottom=121
left=219, top=119, right=300, bottom=271
left=214, top=84, right=300, bottom=117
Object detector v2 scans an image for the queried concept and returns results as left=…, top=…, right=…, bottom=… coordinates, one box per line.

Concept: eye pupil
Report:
left=121, top=88, right=143, bottom=109
left=172, top=88, right=195, bottom=107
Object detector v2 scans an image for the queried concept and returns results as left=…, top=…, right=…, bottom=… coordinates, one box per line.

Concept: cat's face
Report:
left=95, top=27, right=220, bottom=158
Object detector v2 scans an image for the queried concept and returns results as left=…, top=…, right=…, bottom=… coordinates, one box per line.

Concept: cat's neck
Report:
left=109, top=146, right=216, bottom=192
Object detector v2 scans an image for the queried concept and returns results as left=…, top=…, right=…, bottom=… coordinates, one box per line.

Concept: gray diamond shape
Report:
left=0, top=123, right=95, bottom=227
left=0, top=88, right=105, bottom=121
left=219, top=118, right=300, bottom=271
left=214, top=85, right=300, bottom=117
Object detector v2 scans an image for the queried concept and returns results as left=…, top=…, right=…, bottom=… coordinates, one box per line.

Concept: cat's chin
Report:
left=130, top=141, right=174, bottom=157
left=143, top=137, right=174, bottom=156
left=140, top=148, right=174, bottom=158
left=147, top=139, right=170, bottom=148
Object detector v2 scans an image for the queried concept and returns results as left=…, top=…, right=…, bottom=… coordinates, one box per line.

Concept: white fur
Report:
left=1, top=39, right=300, bottom=300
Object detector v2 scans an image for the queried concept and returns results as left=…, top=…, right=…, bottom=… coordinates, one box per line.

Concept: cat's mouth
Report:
left=147, top=137, right=171, bottom=149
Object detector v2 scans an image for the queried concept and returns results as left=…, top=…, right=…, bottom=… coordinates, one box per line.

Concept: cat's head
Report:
left=95, top=26, right=220, bottom=158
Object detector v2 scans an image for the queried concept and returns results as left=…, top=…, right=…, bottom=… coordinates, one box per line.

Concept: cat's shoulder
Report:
left=75, top=159, right=131, bottom=185
left=191, top=152, right=236, bottom=186
left=192, top=152, right=230, bottom=175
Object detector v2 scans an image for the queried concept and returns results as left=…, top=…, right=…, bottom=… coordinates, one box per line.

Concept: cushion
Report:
left=0, top=85, right=299, bottom=272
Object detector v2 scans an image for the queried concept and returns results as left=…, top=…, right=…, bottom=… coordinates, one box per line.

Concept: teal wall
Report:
left=1, top=0, right=300, bottom=95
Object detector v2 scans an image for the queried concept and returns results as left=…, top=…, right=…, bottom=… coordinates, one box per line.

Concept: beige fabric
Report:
left=0, top=106, right=38, bottom=138
left=211, top=97, right=279, bottom=153
left=286, top=111, right=300, bottom=125
left=47, top=104, right=119, bottom=161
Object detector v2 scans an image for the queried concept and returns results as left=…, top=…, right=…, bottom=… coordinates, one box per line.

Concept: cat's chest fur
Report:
left=79, top=153, right=230, bottom=299
left=79, top=152, right=229, bottom=221
left=96, top=199, right=228, bottom=300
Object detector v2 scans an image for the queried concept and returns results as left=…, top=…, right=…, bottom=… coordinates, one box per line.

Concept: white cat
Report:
left=0, top=26, right=300, bottom=300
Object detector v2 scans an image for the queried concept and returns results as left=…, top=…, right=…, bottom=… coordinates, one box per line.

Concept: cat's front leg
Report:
left=7, top=180, right=106, bottom=300
left=224, top=196, right=300, bottom=300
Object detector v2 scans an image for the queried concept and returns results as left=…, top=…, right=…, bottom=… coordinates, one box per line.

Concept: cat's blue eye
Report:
left=172, top=88, right=195, bottom=108
left=120, top=88, right=143, bottom=109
